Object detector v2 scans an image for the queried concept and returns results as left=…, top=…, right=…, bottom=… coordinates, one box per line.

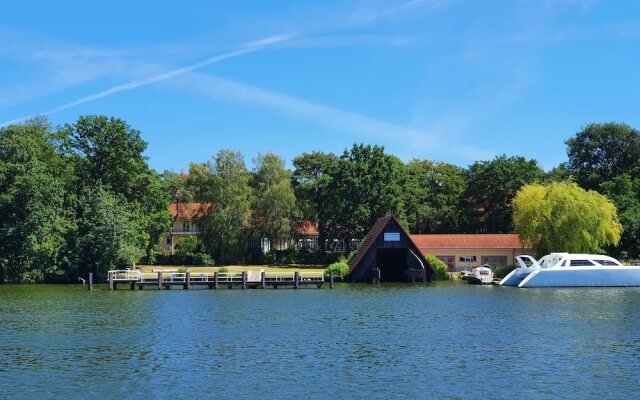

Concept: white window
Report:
left=183, top=220, right=190, bottom=232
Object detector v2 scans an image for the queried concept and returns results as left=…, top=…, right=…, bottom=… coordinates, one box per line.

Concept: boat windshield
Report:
left=592, top=259, right=623, bottom=267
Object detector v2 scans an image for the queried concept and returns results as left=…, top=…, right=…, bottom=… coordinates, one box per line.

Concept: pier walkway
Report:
left=103, top=270, right=331, bottom=290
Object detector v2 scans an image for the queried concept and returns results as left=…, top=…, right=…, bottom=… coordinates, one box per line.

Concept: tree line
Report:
left=2, top=116, right=639, bottom=282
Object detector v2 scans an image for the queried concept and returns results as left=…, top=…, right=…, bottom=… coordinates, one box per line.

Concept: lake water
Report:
left=1, top=283, right=639, bottom=399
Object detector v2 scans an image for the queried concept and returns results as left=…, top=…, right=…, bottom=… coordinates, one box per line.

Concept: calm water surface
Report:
left=1, top=283, right=639, bottom=399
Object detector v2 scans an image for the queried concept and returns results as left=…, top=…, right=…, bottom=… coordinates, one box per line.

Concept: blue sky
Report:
left=1, top=0, right=639, bottom=171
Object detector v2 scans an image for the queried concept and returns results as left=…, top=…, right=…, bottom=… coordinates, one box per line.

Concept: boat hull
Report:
left=466, top=276, right=493, bottom=285
left=518, top=267, right=640, bottom=287
left=499, top=268, right=533, bottom=287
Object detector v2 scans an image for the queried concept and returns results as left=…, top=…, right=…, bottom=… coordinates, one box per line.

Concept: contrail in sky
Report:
left=0, top=34, right=292, bottom=128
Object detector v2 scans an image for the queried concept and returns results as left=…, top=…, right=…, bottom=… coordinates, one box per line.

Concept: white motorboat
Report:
left=466, top=265, right=493, bottom=284
left=500, top=253, right=640, bottom=287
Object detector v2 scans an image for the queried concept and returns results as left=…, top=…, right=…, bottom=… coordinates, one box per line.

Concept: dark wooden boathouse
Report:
left=348, top=215, right=435, bottom=283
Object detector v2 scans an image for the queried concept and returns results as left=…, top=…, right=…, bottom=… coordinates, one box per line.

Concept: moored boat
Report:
left=466, top=265, right=493, bottom=284
left=501, top=253, right=640, bottom=288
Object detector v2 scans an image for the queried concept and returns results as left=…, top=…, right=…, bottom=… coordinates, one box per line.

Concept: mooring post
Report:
left=185, top=271, right=191, bottom=290
left=330, top=272, right=334, bottom=289
left=88, top=273, right=93, bottom=291
left=214, top=272, right=219, bottom=289
left=261, top=271, right=266, bottom=289
left=108, top=272, right=114, bottom=291
left=157, top=271, right=162, bottom=290
left=130, top=281, right=135, bottom=290
left=294, top=271, right=300, bottom=289
left=423, top=269, right=427, bottom=285
left=242, top=271, right=247, bottom=289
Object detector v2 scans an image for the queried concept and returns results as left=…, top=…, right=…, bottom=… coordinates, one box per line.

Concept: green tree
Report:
left=252, top=152, right=298, bottom=259
left=0, top=120, right=70, bottom=282
left=600, top=174, right=640, bottom=259
left=292, top=151, right=340, bottom=252
left=67, top=115, right=170, bottom=260
left=513, top=182, right=621, bottom=256
left=464, top=155, right=543, bottom=233
left=405, top=160, right=467, bottom=233
left=71, top=187, right=146, bottom=277
left=193, top=150, right=253, bottom=263
left=544, top=164, right=572, bottom=183
left=326, top=144, right=408, bottom=244
left=566, top=122, right=640, bottom=191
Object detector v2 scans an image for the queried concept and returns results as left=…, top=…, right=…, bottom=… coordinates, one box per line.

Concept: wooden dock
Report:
left=102, top=270, right=332, bottom=291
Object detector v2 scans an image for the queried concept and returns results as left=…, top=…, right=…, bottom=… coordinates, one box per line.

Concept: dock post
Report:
left=88, top=273, right=93, bottom=291
left=294, top=271, right=300, bottom=289
left=261, top=271, right=266, bottom=289
left=108, top=272, right=114, bottom=291
left=330, top=272, right=334, bottom=289
left=157, top=271, right=163, bottom=290
left=214, top=272, right=219, bottom=289
left=185, top=271, right=191, bottom=290
left=242, top=271, right=247, bottom=289
left=130, top=281, right=135, bottom=290
left=423, top=269, right=427, bottom=285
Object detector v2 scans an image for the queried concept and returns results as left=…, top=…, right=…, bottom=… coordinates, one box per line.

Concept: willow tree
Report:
left=513, top=182, right=622, bottom=256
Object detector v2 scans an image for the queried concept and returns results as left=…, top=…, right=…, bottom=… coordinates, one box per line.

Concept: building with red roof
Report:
left=411, top=233, right=531, bottom=271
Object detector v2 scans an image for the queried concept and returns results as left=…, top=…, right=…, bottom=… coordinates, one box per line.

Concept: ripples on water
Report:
left=1, top=283, right=639, bottom=399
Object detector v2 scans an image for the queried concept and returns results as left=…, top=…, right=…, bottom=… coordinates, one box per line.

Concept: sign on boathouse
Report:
left=384, top=232, right=400, bottom=241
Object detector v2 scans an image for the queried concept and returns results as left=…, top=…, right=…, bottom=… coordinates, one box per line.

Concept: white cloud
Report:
left=0, top=34, right=292, bottom=127
left=162, top=71, right=492, bottom=161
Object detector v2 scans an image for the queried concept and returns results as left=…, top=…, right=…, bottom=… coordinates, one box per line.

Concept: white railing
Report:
left=299, top=272, right=324, bottom=282
left=108, top=270, right=142, bottom=281
left=191, top=272, right=216, bottom=282
left=217, top=273, right=244, bottom=282
left=264, top=273, right=295, bottom=282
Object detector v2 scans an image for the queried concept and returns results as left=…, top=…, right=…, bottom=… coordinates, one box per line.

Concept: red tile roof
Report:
left=411, top=234, right=527, bottom=249
left=168, top=202, right=209, bottom=219
left=297, top=221, right=318, bottom=235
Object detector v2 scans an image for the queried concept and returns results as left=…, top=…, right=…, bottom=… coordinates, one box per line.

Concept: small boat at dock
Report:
left=466, top=265, right=493, bottom=284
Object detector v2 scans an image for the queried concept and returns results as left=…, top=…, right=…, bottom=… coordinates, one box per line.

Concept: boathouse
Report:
left=348, top=215, right=435, bottom=283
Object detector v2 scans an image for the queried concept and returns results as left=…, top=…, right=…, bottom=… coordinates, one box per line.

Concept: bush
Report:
left=153, top=253, right=212, bottom=266
left=324, top=261, right=349, bottom=278
left=174, top=236, right=205, bottom=256
left=275, top=249, right=297, bottom=265
left=218, top=266, right=229, bottom=273
left=426, top=255, right=450, bottom=280
left=177, top=266, right=188, bottom=273
left=491, top=265, right=515, bottom=279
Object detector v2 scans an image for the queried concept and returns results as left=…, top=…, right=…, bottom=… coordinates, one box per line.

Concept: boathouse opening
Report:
left=377, top=248, right=408, bottom=282
left=347, top=215, right=435, bottom=283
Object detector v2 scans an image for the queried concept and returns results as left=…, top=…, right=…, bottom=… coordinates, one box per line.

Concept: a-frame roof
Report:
left=348, top=215, right=434, bottom=275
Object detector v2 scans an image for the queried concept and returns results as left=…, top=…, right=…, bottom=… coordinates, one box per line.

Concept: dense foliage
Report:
left=0, top=116, right=170, bottom=282
left=3, top=115, right=640, bottom=281
left=426, top=255, right=450, bottom=280
left=324, top=261, right=349, bottom=278
left=513, top=182, right=622, bottom=256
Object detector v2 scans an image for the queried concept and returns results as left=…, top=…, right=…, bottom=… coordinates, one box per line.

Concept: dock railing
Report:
left=106, top=269, right=327, bottom=290
left=108, top=270, right=142, bottom=281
